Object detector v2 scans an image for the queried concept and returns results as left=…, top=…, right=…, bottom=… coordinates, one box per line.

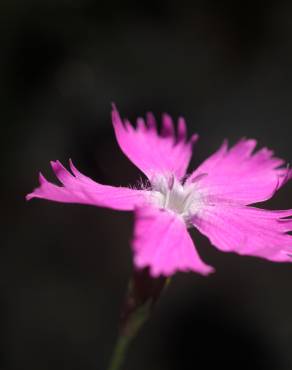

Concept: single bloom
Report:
left=26, top=105, right=292, bottom=277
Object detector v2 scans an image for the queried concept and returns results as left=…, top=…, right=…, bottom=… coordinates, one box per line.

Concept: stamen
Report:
left=149, top=174, right=202, bottom=222
left=168, top=174, right=175, bottom=190
left=191, top=173, right=208, bottom=183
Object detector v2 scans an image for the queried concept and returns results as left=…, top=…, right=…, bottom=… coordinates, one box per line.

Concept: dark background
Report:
left=2, top=0, right=292, bottom=369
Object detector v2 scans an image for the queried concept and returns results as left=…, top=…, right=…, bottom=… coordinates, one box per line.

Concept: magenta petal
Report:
left=192, top=204, right=292, bottom=262
left=111, top=105, right=197, bottom=180
left=188, top=138, right=289, bottom=205
left=132, top=206, right=214, bottom=277
left=26, top=160, right=148, bottom=211
left=177, top=117, right=187, bottom=141
left=161, top=113, right=175, bottom=137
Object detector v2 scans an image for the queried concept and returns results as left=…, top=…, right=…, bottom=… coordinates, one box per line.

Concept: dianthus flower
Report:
left=26, top=106, right=292, bottom=277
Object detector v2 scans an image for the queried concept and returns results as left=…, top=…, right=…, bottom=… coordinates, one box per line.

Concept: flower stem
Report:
left=106, top=269, right=168, bottom=370
left=107, top=302, right=150, bottom=370
left=107, top=333, right=129, bottom=370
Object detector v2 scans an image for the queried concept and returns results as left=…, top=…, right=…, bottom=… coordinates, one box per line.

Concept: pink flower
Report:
left=26, top=105, right=292, bottom=277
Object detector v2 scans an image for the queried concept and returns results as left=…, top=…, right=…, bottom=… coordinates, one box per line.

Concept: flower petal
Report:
left=26, top=160, right=148, bottom=211
left=112, top=105, right=198, bottom=180
left=132, top=206, right=214, bottom=277
left=192, top=203, right=292, bottom=262
left=188, top=139, right=291, bottom=205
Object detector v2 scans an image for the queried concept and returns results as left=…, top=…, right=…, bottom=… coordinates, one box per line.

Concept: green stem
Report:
left=107, top=333, right=131, bottom=370
left=106, top=270, right=170, bottom=370
left=107, top=303, right=150, bottom=370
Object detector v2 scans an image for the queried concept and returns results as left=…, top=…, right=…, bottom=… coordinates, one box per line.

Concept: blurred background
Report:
left=2, top=0, right=292, bottom=369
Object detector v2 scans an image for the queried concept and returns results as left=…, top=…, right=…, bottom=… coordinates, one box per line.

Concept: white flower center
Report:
left=149, top=174, right=203, bottom=221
